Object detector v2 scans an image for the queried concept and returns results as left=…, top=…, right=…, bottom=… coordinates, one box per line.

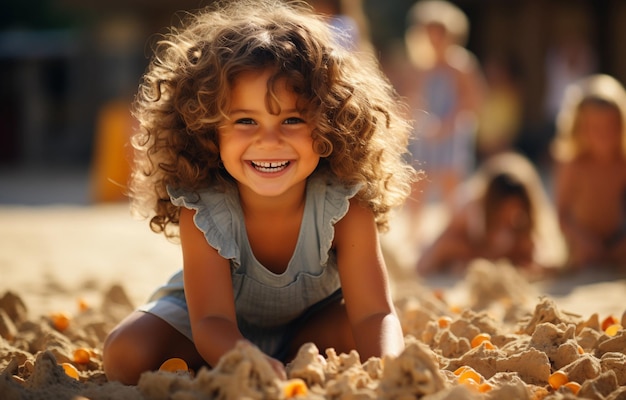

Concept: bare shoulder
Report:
left=333, top=199, right=378, bottom=247
left=338, top=198, right=375, bottom=226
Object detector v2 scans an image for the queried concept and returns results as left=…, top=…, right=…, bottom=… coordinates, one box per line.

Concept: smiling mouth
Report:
left=250, top=161, right=290, bottom=173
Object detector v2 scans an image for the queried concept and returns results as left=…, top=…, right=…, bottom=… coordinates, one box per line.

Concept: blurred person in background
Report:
left=551, top=74, right=626, bottom=271
left=308, top=0, right=373, bottom=54
left=399, top=0, right=486, bottom=245
left=416, top=152, right=566, bottom=279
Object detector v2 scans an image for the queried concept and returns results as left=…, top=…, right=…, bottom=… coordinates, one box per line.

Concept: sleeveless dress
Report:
left=138, top=174, right=359, bottom=360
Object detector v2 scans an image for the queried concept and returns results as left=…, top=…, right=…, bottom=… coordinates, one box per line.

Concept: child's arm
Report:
left=554, top=162, right=603, bottom=266
left=179, top=207, right=243, bottom=365
left=333, top=200, right=405, bottom=360
left=416, top=209, right=475, bottom=274
left=180, top=207, right=285, bottom=377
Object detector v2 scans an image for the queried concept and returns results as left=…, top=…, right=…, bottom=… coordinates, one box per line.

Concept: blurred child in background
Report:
left=551, top=74, right=626, bottom=270
left=416, top=152, right=565, bottom=278
left=308, top=0, right=373, bottom=54
left=400, top=0, right=486, bottom=244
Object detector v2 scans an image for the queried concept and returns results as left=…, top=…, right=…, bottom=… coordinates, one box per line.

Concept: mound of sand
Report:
left=1, top=204, right=625, bottom=399
left=1, top=260, right=625, bottom=399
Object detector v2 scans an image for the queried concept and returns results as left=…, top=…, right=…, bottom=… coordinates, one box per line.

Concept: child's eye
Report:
left=284, top=117, right=305, bottom=125
left=235, top=118, right=256, bottom=125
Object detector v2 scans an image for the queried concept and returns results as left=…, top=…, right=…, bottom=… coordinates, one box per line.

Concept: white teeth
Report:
left=251, top=161, right=289, bottom=172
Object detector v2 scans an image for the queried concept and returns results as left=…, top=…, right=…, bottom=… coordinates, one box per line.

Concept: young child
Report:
left=551, top=74, right=626, bottom=269
left=399, top=0, right=486, bottom=243
left=103, top=0, right=415, bottom=385
left=416, top=152, right=565, bottom=277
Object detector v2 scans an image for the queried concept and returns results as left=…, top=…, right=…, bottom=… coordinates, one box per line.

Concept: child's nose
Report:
left=256, top=126, right=282, bottom=146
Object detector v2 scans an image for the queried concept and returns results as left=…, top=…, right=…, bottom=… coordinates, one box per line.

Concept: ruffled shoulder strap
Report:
left=168, top=185, right=241, bottom=264
left=308, top=175, right=361, bottom=266
left=168, top=176, right=361, bottom=269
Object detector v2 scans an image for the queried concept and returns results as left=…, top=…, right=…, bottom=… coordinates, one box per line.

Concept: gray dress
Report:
left=138, top=174, right=359, bottom=359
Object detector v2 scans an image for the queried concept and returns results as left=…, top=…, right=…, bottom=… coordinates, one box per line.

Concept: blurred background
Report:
left=1, top=0, right=625, bottom=205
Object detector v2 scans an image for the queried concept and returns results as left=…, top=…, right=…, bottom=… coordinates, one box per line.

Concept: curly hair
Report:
left=130, top=0, right=416, bottom=238
left=551, top=74, right=626, bottom=163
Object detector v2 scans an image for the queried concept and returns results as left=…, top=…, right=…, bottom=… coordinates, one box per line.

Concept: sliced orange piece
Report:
left=437, top=316, right=452, bottom=328
left=61, top=363, right=79, bottom=380
left=605, top=324, right=623, bottom=337
left=51, top=312, right=71, bottom=332
left=563, top=381, right=581, bottom=394
left=601, top=315, right=619, bottom=331
left=548, top=370, right=568, bottom=389
left=73, top=348, right=91, bottom=364
left=283, top=378, right=308, bottom=398
left=458, top=368, right=482, bottom=384
left=453, top=366, right=470, bottom=376
left=77, top=298, right=90, bottom=312
left=478, top=382, right=493, bottom=393
left=471, top=333, right=491, bottom=348
left=159, top=357, right=189, bottom=373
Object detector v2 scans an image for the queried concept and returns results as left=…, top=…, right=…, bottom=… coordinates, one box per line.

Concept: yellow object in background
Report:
left=90, top=99, right=134, bottom=203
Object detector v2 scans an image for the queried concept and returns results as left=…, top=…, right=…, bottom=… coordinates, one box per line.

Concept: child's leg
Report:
left=287, top=299, right=355, bottom=361
left=103, top=311, right=205, bottom=385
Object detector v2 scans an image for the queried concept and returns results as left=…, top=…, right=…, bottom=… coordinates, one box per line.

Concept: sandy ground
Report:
left=2, top=202, right=624, bottom=322
left=1, top=202, right=626, bottom=399
left=0, top=204, right=180, bottom=318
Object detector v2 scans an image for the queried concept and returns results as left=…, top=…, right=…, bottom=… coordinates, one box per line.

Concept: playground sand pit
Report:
left=1, top=204, right=625, bottom=399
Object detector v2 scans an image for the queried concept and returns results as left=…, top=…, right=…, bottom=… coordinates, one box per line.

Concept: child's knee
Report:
left=103, top=325, right=151, bottom=384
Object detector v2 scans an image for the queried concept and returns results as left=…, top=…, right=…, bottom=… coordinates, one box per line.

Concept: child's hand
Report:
left=265, top=355, right=287, bottom=380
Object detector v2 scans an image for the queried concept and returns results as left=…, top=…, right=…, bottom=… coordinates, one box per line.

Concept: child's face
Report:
left=490, top=197, right=531, bottom=234
left=575, top=103, right=623, bottom=160
left=218, top=69, right=319, bottom=198
left=486, top=196, right=531, bottom=251
left=425, top=23, right=450, bottom=51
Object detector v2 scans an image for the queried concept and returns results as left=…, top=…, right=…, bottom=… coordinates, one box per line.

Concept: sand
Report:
left=1, top=203, right=625, bottom=399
